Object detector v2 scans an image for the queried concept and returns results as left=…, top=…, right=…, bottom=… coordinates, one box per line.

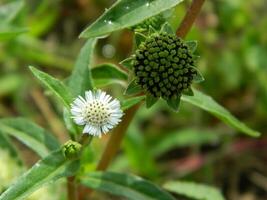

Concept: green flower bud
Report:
left=62, top=140, right=82, bottom=159
left=133, top=32, right=197, bottom=99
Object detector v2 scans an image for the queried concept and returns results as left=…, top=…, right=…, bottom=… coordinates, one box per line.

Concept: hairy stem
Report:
left=176, top=0, right=205, bottom=38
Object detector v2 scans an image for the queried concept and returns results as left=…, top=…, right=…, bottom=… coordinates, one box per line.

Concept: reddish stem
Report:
left=176, top=0, right=205, bottom=38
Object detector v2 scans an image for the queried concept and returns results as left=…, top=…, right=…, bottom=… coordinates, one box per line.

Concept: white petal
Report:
left=85, top=91, right=93, bottom=101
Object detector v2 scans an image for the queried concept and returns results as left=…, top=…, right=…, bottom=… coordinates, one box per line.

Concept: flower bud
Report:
left=131, top=14, right=165, bottom=31
left=62, top=140, right=82, bottom=159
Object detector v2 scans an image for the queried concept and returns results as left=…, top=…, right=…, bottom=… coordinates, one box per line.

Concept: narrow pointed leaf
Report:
left=182, top=87, right=194, bottom=96
left=135, top=32, right=146, bottom=47
left=0, top=130, right=21, bottom=162
left=81, top=172, right=175, bottom=200
left=160, top=22, right=174, bottom=34
left=146, top=94, right=158, bottom=108
left=92, top=63, right=128, bottom=81
left=148, top=25, right=157, bottom=35
left=0, top=0, right=24, bottom=23
left=121, top=96, right=145, bottom=111
left=191, top=67, right=204, bottom=83
left=0, top=118, right=60, bottom=158
left=152, top=128, right=220, bottom=157
left=181, top=89, right=261, bottom=137
left=120, top=57, right=134, bottom=69
left=68, top=39, right=97, bottom=97
left=29, top=66, right=73, bottom=109
left=63, top=109, right=79, bottom=140
left=163, top=181, right=225, bottom=200
left=0, top=25, right=27, bottom=41
left=93, top=79, right=125, bottom=88
left=80, top=0, right=184, bottom=38
left=0, top=150, right=80, bottom=200
left=186, top=40, right=198, bottom=52
left=167, top=95, right=181, bottom=111
left=125, top=80, right=143, bottom=96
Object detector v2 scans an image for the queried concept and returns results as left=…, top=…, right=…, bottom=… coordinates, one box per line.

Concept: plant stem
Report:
left=97, top=103, right=141, bottom=170
left=67, top=176, right=78, bottom=200
left=176, top=0, right=205, bottom=38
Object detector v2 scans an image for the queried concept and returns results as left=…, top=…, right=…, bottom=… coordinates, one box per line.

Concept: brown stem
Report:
left=97, top=103, right=140, bottom=170
left=67, top=176, right=78, bottom=200
left=176, top=0, right=205, bottom=38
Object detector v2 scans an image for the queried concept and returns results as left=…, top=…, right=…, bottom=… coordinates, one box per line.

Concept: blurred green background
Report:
left=0, top=0, right=267, bottom=199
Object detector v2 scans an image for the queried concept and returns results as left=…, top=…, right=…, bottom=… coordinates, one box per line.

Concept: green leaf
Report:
left=125, top=79, right=143, bottom=96
left=181, top=89, right=261, bottom=137
left=11, top=36, right=73, bottom=71
left=146, top=94, right=158, bottom=108
left=68, top=39, right=97, bottom=97
left=93, top=79, right=125, bottom=87
left=163, top=181, right=225, bottom=200
left=191, top=67, right=204, bottom=83
left=166, top=95, right=181, bottom=111
left=152, top=129, right=220, bottom=157
left=182, top=87, right=194, bottom=96
left=0, top=74, right=23, bottom=97
left=0, top=25, right=27, bottom=41
left=63, top=109, right=79, bottom=140
left=29, top=66, right=73, bottom=109
left=80, top=0, right=184, bottom=38
left=0, top=118, right=60, bottom=158
left=0, top=130, right=21, bottom=161
left=120, top=57, right=134, bottom=69
left=0, top=150, right=80, bottom=200
left=148, top=25, right=157, bottom=35
left=123, top=127, right=158, bottom=178
left=81, top=171, right=175, bottom=200
left=186, top=40, right=198, bottom=52
left=92, top=63, right=128, bottom=81
left=121, top=96, right=145, bottom=111
left=0, top=0, right=24, bottom=23
left=135, top=32, right=147, bottom=47
left=160, top=22, right=174, bottom=34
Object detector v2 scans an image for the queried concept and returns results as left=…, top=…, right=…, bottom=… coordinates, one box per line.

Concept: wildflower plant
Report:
left=0, top=1, right=261, bottom=200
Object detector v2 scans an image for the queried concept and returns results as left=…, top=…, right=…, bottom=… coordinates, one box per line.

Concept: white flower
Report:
left=70, top=90, right=123, bottom=137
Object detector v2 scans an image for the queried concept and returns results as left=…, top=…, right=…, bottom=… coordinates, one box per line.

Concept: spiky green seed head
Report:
left=131, top=14, right=165, bottom=31
left=133, top=32, right=197, bottom=99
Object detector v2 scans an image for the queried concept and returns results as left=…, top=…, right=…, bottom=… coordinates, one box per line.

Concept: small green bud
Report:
left=62, top=140, right=82, bottom=159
